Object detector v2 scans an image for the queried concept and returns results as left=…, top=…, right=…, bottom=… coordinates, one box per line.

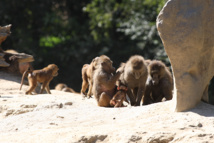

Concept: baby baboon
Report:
left=118, top=55, right=148, bottom=106
left=142, top=60, right=173, bottom=105
left=110, top=85, right=127, bottom=107
left=92, top=55, right=122, bottom=107
left=81, top=57, right=99, bottom=98
left=20, top=64, right=59, bottom=95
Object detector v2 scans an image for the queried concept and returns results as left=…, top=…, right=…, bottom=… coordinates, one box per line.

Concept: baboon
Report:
left=20, top=64, right=59, bottom=95
left=62, top=87, right=76, bottom=93
left=81, top=57, right=99, bottom=98
left=92, top=55, right=122, bottom=107
left=110, top=85, right=128, bottom=107
left=55, top=83, right=76, bottom=93
left=118, top=55, right=148, bottom=106
left=55, top=83, right=68, bottom=91
left=142, top=60, right=173, bottom=105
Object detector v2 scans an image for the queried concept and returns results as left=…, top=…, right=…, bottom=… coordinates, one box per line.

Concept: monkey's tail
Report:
left=20, top=68, right=32, bottom=90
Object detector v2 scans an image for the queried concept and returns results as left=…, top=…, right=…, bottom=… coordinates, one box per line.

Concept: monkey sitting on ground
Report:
left=20, top=64, right=59, bottom=95
left=55, top=83, right=67, bottom=91
left=118, top=55, right=148, bottom=106
left=142, top=60, right=173, bottom=105
left=55, top=83, right=76, bottom=93
left=92, top=55, right=122, bottom=107
left=81, top=57, right=99, bottom=98
left=110, top=85, right=128, bottom=107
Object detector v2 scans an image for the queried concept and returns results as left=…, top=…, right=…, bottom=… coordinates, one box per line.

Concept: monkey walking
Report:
left=20, top=64, right=59, bottom=95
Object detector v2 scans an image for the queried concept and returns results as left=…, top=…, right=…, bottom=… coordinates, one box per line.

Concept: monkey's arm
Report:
left=135, top=85, right=145, bottom=106
left=161, top=80, right=173, bottom=100
left=142, top=80, right=153, bottom=105
left=104, top=71, right=121, bottom=89
left=127, top=89, right=136, bottom=106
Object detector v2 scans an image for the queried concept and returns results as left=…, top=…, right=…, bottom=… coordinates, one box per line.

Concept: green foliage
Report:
left=0, top=0, right=169, bottom=91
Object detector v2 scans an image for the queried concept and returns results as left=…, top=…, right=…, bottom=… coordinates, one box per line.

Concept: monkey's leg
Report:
left=40, top=81, right=48, bottom=94
left=26, top=85, right=37, bottom=95
left=45, top=83, right=51, bottom=94
left=162, top=84, right=173, bottom=101
left=127, top=89, right=136, bottom=106
left=136, top=87, right=144, bottom=106
left=87, top=80, right=93, bottom=98
left=142, top=85, right=153, bottom=105
left=26, top=77, right=37, bottom=95
left=80, top=79, right=89, bottom=97
left=98, top=92, right=111, bottom=107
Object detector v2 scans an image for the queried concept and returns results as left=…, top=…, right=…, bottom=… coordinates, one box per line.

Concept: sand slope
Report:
left=0, top=71, right=214, bottom=143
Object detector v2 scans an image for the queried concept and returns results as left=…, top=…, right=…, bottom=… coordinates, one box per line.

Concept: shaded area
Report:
left=0, top=0, right=167, bottom=91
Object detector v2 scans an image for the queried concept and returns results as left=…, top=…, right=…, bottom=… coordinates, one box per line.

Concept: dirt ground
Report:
left=0, top=71, right=214, bottom=143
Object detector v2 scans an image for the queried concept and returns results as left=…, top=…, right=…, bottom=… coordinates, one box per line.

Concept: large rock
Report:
left=157, top=0, right=214, bottom=111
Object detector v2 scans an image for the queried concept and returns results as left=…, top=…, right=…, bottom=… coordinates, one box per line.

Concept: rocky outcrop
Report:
left=157, top=0, right=214, bottom=111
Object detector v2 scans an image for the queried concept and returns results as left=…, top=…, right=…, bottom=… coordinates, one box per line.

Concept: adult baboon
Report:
left=142, top=60, right=173, bottom=105
left=92, top=55, right=122, bottom=107
left=81, top=57, right=99, bottom=98
left=118, top=55, right=148, bottom=106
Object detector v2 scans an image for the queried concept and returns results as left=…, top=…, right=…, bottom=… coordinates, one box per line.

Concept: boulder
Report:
left=157, top=0, right=214, bottom=111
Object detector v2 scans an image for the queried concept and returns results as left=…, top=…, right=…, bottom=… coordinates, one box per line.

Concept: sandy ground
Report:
left=0, top=71, right=214, bottom=143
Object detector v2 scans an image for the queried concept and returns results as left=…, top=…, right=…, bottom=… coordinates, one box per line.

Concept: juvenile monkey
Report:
left=110, top=85, right=128, bottom=107
left=55, top=83, right=76, bottom=93
left=55, top=83, right=68, bottom=91
left=62, top=87, right=76, bottom=93
left=81, top=57, right=99, bottom=98
left=142, top=60, right=173, bottom=105
left=118, top=55, right=148, bottom=106
left=92, top=55, right=122, bottom=107
left=20, top=64, right=59, bottom=95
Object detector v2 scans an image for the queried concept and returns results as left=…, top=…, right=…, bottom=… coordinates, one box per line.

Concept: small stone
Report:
left=197, top=123, right=203, bottom=127
left=59, top=103, right=63, bottom=108
left=65, top=102, right=73, bottom=106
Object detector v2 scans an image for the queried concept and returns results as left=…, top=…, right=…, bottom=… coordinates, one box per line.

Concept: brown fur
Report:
left=55, top=83, right=68, bottom=91
left=110, top=85, right=127, bottom=107
left=55, top=83, right=76, bottom=93
left=92, top=55, right=122, bottom=107
left=20, top=64, right=59, bottom=95
left=62, top=87, right=76, bottom=93
left=81, top=57, right=99, bottom=98
left=118, top=55, right=148, bottom=106
left=142, top=60, right=173, bottom=105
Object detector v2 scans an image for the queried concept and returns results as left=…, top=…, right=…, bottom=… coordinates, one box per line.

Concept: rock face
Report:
left=157, top=0, right=214, bottom=111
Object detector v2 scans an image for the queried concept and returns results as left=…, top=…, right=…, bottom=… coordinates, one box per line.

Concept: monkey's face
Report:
left=149, top=62, right=164, bottom=85
left=53, top=66, right=59, bottom=77
left=101, top=60, right=115, bottom=74
left=48, top=64, right=59, bottom=77
left=133, top=70, right=144, bottom=79
left=151, top=72, right=160, bottom=85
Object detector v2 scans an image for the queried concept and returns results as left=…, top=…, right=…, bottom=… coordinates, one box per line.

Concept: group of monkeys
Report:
left=81, top=55, right=173, bottom=107
left=19, top=54, right=173, bottom=108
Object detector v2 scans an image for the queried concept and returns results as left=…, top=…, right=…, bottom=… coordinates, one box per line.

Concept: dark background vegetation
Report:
left=0, top=0, right=213, bottom=103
